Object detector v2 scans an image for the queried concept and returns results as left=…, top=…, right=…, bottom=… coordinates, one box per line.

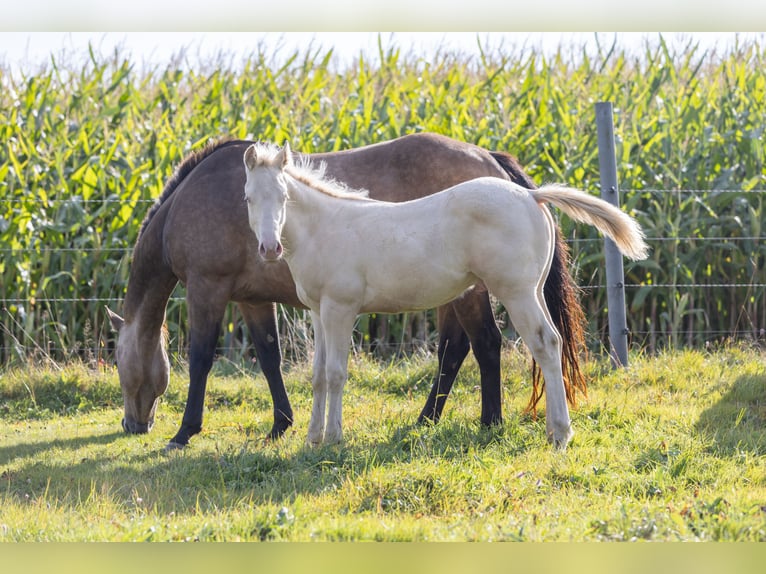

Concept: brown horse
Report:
left=107, top=133, right=586, bottom=449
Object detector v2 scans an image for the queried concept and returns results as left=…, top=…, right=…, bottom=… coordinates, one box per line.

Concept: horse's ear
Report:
left=280, top=140, right=292, bottom=168
left=244, top=144, right=258, bottom=171
left=106, top=306, right=124, bottom=332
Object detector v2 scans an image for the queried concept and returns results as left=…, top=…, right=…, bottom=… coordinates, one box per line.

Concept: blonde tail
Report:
left=531, top=185, right=649, bottom=261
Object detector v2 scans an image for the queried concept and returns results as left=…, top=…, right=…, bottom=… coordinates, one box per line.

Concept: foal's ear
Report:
left=105, top=306, right=124, bottom=332
left=243, top=144, right=258, bottom=171
left=280, top=140, right=292, bottom=168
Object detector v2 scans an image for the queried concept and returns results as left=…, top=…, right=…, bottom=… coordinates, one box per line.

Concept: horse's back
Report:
left=442, top=179, right=556, bottom=314
left=351, top=176, right=548, bottom=255
left=313, top=133, right=511, bottom=201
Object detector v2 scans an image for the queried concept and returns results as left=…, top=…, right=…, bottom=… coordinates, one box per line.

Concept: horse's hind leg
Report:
left=418, top=291, right=503, bottom=427
left=496, top=289, right=573, bottom=449
left=238, top=301, right=294, bottom=439
left=418, top=304, right=471, bottom=425
left=453, top=287, right=503, bottom=426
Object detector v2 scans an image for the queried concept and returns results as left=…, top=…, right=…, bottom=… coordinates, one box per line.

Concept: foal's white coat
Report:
left=243, top=142, right=648, bottom=449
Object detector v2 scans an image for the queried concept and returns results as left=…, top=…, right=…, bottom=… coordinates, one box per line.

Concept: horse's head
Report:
left=243, top=142, right=291, bottom=262
left=107, top=307, right=170, bottom=434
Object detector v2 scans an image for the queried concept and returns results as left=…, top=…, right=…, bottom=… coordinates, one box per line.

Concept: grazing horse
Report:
left=107, top=133, right=587, bottom=450
left=243, top=142, right=648, bottom=448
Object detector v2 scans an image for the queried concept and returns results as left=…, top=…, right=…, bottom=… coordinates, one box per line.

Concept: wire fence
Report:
left=1, top=188, right=765, bottom=364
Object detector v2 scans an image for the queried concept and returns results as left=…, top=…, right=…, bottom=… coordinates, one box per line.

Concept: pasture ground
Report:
left=1, top=345, right=765, bottom=542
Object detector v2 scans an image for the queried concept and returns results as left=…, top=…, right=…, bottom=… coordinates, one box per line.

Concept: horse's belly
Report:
left=359, top=273, right=476, bottom=314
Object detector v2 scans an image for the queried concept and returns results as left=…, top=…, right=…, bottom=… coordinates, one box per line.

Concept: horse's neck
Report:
left=123, top=230, right=179, bottom=338
left=283, top=177, right=344, bottom=243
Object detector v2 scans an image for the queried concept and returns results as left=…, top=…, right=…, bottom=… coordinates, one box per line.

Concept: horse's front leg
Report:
left=307, top=309, right=327, bottom=446
left=320, top=300, right=357, bottom=445
left=168, top=284, right=229, bottom=449
left=238, top=301, right=293, bottom=439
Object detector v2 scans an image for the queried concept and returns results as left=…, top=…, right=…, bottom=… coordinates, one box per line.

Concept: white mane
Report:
left=289, top=158, right=370, bottom=200
left=250, top=141, right=369, bottom=200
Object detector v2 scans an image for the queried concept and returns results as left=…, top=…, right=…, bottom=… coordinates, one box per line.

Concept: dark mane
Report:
left=137, top=137, right=247, bottom=239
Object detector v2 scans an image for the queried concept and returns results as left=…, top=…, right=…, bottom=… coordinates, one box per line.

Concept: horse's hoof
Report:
left=416, top=413, right=438, bottom=426
left=268, top=420, right=293, bottom=440
left=306, top=430, right=324, bottom=447
left=548, top=426, right=574, bottom=450
left=305, top=433, right=325, bottom=448
left=480, top=414, right=503, bottom=427
left=552, top=438, right=569, bottom=451
left=164, top=441, right=186, bottom=453
left=323, top=434, right=343, bottom=445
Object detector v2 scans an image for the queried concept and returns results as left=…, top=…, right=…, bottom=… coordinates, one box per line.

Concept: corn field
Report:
left=1, top=36, right=764, bottom=365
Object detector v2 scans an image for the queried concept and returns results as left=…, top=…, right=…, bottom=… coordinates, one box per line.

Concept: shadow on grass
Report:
left=1, top=414, right=541, bottom=517
left=694, top=372, right=766, bottom=456
left=0, top=431, right=126, bottom=466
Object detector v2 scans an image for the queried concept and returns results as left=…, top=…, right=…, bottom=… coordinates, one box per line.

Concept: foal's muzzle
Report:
left=259, top=242, right=283, bottom=261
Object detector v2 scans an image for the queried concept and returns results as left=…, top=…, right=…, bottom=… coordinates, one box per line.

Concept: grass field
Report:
left=1, top=345, right=764, bottom=541
left=1, top=37, right=766, bottom=545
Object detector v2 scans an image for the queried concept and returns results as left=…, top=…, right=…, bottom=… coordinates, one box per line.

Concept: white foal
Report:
left=243, top=142, right=647, bottom=449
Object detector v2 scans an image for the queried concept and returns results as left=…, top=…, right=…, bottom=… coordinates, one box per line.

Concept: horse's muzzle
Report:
left=258, top=242, right=283, bottom=261
left=122, top=417, right=153, bottom=434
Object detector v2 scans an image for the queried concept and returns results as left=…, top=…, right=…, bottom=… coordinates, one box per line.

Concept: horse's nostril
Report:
left=258, top=242, right=282, bottom=260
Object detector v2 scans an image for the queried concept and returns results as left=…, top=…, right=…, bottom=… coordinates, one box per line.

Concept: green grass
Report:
left=1, top=346, right=764, bottom=541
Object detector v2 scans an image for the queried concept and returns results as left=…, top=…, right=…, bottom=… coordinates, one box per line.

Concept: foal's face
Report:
left=243, top=144, right=289, bottom=261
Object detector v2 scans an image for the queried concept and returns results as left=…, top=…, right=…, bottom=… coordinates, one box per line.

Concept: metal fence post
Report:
left=595, top=102, right=630, bottom=367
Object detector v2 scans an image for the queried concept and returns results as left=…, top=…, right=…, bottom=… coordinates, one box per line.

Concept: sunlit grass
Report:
left=1, top=346, right=764, bottom=541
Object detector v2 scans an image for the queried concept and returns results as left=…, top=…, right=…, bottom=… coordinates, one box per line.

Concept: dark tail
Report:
left=490, top=151, right=588, bottom=411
